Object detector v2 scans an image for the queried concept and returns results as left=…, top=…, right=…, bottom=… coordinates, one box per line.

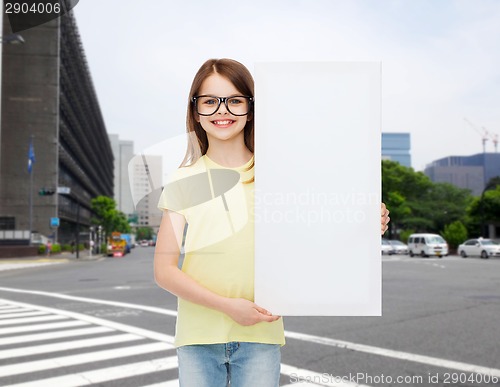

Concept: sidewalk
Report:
left=0, top=251, right=104, bottom=272
left=57, top=251, right=105, bottom=261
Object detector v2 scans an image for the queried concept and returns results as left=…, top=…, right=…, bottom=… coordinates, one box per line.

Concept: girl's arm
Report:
left=154, top=210, right=280, bottom=326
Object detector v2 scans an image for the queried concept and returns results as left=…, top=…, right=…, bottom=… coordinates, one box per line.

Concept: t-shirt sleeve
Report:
left=157, top=169, right=187, bottom=216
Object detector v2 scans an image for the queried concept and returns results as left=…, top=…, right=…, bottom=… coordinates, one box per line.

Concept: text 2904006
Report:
left=5, top=2, right=61, bottom=14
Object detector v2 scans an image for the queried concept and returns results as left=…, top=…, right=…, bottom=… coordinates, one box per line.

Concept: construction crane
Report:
left=483, top=126, right=498, bottom=153
left=464, top=117, right=489, bottom=153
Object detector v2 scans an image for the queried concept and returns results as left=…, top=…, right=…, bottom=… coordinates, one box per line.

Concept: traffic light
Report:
left=38, top=188, right=55, bottom=196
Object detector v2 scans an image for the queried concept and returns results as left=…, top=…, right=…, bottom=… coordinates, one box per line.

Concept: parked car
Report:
left=457, top=238, right=500, bottom=259
left=408, top=233, right=448, bottom=258
left=140, top=240, right=149, bottom=247
left=388, top=240, right=409, bottom=255
left=381, top=239, right=395, bottom=255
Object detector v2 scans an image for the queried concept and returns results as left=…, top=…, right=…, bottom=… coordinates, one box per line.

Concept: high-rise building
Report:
left=129, top=154, right=162, bottom=233
left=382, top=133, right=411, bottom=168
left=424, top=153, right=500, bottom=196
left=108, top=134, right=134, bottom=218
left=0, top=12, right=113, bottom=244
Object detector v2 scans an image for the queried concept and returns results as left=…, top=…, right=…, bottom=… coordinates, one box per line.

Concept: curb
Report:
left=0, top=252, right=105, bottom=264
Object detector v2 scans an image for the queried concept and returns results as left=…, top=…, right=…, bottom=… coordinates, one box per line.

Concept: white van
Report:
left=408, top=233, right=448, bottom=258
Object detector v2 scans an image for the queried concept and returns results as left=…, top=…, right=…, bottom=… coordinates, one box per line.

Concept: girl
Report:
left=154, top=58, right=390, bottom=387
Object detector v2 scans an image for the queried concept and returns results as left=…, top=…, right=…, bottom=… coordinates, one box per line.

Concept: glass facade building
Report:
left=381, top=133, right=411, bottom=168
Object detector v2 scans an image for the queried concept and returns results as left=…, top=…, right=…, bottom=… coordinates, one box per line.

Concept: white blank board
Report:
left=254, top=62, right=381, bottom=316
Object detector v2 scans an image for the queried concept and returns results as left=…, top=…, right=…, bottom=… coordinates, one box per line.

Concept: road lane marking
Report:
left=0, top=333, right=143, bottom=360
left=0, top=326, right=113, bottom=346
left=2, top=287, right=499, bottom=380
left=0, top=314, right=67, bottom=326
left=6, top=356, right=179, bottom=387
left=0, top=286, right=177, bottom=317
left=0, top=342, right=169, bottom=377
left=285, top=331, right=500, bottom=378
left=0, top=320, right=88, bottom=335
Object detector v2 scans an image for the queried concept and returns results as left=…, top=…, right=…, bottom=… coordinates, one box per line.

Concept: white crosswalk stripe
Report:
left=142, top=381, right=180, bottom=387
left=0, top=311, right=49, bottom=319
left=0, top=308, right=32, bottom=314
left=0, top=326, right=113, bottom=346
left=0, top=342, right=170, bottom=377
left=0, top=333, right=143, bottom=360
left=6, top=357, right=179, bottom=387
left=0, top=314, right=67, bottom=326
left=0, top=320, right=89, bottom=335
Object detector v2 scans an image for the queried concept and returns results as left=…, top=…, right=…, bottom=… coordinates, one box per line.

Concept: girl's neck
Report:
left=205, top=138, right=253, bottom=168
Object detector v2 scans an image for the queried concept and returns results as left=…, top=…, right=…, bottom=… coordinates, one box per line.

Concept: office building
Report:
left=382, top=133, right=411, bottom=168
left=129, top=154, right=162, bottom=233
left=108, top=134, right=135, bottom=218
left=424, top=153, right=500, bottom=196
left=0, top=12, right=113, bottom=244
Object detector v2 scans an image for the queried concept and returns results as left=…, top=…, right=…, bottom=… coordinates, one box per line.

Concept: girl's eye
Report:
left=228, top=98, right=244, bottom=105
left=203, top=98, right=217, bottom=105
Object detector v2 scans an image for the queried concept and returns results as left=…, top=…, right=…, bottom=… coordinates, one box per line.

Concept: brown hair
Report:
left=181, top=58, right=254, bottom=169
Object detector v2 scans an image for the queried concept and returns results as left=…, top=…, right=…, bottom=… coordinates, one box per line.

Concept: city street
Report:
left=0, top=248, right=499, bottom=386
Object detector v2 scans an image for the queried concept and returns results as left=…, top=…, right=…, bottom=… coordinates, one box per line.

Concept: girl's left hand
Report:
left=381, top=203, right=390, bottom=235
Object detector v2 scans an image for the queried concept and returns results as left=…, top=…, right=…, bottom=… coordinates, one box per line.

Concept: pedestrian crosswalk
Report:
left=0, top=299, right=327, bottom=386
left=0, top=299, right=179, bottom=386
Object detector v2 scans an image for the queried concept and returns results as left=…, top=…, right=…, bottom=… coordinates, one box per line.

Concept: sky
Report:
left=70, top=0, right=500, bottom=171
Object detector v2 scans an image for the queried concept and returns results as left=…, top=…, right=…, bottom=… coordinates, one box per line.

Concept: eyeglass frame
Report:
left=192, top=95, right=254, bottom=116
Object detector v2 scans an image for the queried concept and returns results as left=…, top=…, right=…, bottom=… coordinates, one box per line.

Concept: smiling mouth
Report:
left=211, top=120, right=235, bottom=127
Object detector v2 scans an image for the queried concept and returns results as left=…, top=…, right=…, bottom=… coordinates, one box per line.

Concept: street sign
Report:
left=57, top=186, right=71, bottom=194
left=50, top=217, right=60, bottom=228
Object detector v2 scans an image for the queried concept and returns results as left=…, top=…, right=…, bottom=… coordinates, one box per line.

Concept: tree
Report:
left=382, top=160, right=473, bottom=236
left=382, top=160, right=433, bottom=237
left=423, top=183, right=473, bottom=232
left=467, top=184, right=500, bottom=236
left=442, top=221, right=468, bottom=250
left=136, top=227, right=154, bottom=241
left=91, top=196, right=131, bottom=236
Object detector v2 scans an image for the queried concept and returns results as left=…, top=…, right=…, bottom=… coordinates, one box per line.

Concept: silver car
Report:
left=388, top=240, right=409, bottom=255
left=458, top=238, right=500, bottom=259
left=381, top=239, right=395, bottom=255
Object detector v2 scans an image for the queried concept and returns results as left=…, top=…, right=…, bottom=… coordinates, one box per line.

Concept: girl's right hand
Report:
left=223, top=298, right=281, bottom=326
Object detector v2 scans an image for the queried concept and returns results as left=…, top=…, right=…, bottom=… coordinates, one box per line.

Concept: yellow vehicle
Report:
left=107, top=232, right=127, bottom=257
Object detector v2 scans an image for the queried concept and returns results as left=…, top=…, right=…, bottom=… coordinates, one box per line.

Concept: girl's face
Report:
left=196, top=73, right=249, bottom=146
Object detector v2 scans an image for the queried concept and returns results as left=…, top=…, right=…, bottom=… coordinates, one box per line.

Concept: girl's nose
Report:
left=217, top=100, right=229, bottom=114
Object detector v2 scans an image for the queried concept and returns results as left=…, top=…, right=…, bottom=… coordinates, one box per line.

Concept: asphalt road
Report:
left=0, top=248, right=499, bottom=387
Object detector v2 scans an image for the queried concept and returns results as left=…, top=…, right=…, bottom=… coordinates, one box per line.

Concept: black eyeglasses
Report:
left=192, top=95, right=253, bottom=116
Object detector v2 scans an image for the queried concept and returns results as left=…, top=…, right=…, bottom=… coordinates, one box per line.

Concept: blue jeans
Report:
left=177, top=342, right=281, bottom=387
